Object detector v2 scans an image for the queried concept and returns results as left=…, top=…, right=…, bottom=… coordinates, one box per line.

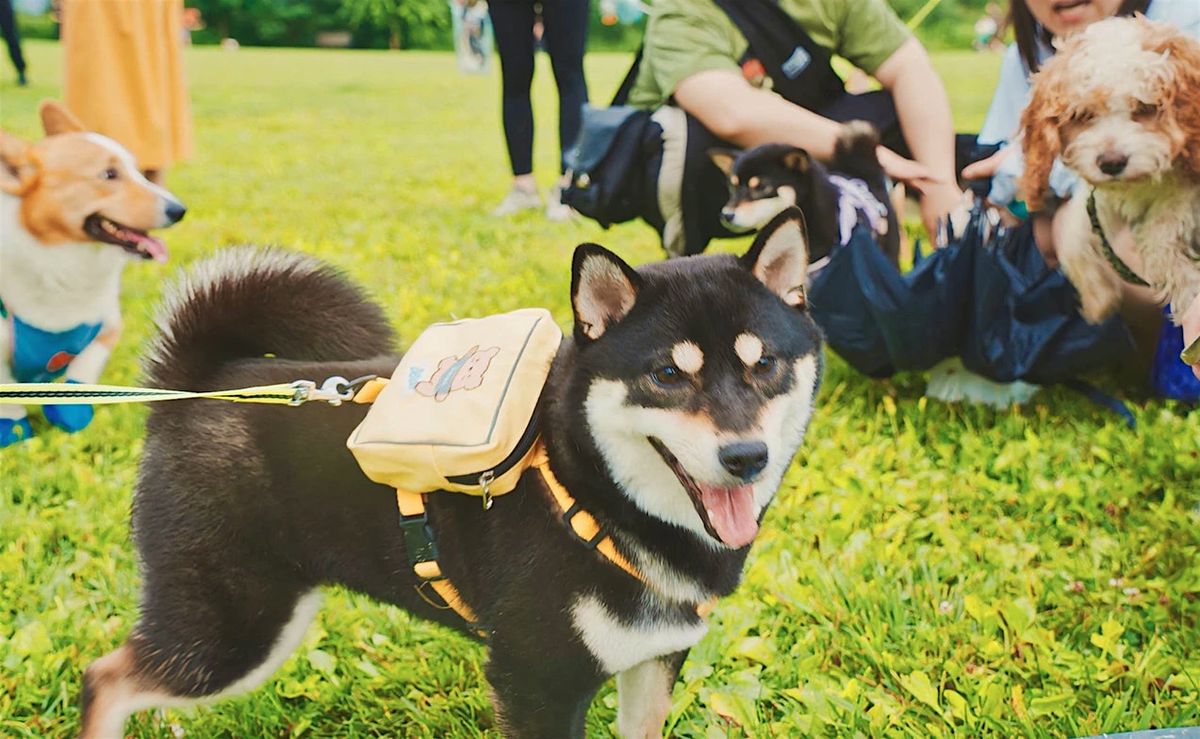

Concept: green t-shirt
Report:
left=627, top=0, right=912, bottom=109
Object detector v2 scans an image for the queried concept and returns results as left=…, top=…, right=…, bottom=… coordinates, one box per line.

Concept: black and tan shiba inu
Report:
left=80, top=210, right=824, bottom=738
left=709, top=121, right=900, bottom=267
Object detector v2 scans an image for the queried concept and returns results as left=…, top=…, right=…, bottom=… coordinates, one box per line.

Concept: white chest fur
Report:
left=570, top=593, right=708, bottom=675
left=0, top=194, right=126, bottom=331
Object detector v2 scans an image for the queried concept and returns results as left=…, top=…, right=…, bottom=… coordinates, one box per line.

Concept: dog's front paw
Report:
left=44, top=381, right=94, bottom=433
left=0, top=417, right=34, bottom=447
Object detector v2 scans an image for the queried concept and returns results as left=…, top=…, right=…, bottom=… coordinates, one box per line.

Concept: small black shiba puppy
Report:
left=80, top=210, right=825, bottom=738
left=709, top=121, right=900, bottom=266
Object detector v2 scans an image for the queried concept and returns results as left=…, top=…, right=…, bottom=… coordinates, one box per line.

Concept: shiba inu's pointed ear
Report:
left=0, top=130, right=33, bottom=195
left=708, top=148, right=738, bottom=177
left=782, top=148, right=810, bottom=173
left=571, top=243, right=641, bottom=341
left=740, top=208, right=809, bottom=308
left=39, top=100, right=87, bottom=136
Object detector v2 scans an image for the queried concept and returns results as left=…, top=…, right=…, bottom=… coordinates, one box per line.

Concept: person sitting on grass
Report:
left=964, top=0, right=1200, bottom=398
left=625, top=0, right=965, bottom=240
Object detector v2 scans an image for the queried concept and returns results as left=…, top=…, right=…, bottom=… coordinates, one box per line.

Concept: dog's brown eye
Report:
left=1133, top=101, right=1157, bottom=119
left=1071, top=110, right=1096, bottom=124
left=754, top=356, right=777, bottom=375
left=101, top=167, right=119, bottom=181
left=650, top=365, right=685, bottom=387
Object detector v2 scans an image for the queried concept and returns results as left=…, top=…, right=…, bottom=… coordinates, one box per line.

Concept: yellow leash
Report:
left=0, top=376, right=378, bottom=407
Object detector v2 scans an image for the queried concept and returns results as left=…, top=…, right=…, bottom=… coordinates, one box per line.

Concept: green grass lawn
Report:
left=1, top=41, right=1198, bottom=738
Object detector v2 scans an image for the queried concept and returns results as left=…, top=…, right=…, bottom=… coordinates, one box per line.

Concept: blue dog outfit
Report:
left=0, top=296, right=100, bottom=444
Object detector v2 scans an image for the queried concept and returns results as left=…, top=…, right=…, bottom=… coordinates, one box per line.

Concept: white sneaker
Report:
left=492, top=186, right=542, bottom=217
left=545, top=184, right=577, bottom=222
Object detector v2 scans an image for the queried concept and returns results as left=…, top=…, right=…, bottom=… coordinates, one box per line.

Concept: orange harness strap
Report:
left=531, top=446, right=717, bottom=618
left=528, top=446, right=646, bottom=585
left=395, top=490, right=483, bottom=629
left=390, top=443, right=714, bottom=632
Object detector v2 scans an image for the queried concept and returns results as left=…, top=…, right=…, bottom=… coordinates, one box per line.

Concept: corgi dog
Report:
left=79, top=210, right=823, bottom=738
left=0, top=101, right=186, bottom=446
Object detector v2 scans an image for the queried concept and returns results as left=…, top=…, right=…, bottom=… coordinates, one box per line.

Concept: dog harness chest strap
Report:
left=530, top=446, right=644, bottom=584
left=387, top=442, right=715, bottom=632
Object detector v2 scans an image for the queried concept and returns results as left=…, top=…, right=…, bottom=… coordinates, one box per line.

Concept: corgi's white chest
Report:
left=0, top=195, right=125, bottom=331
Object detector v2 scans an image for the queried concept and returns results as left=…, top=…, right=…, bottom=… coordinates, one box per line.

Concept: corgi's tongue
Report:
left=697, top=483, right=758, bottom=548
left=123, top=229, right=168, bottom=263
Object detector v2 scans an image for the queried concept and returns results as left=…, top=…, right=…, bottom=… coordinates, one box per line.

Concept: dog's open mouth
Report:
left=648, top=437, right=759, bottom=549
left=84, top=214, right=168, bottom=262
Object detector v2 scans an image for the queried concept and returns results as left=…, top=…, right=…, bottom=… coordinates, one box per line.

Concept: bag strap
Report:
left=611, top=45, right=644, bottom=106
left=710, top=0, right=844, bottom=112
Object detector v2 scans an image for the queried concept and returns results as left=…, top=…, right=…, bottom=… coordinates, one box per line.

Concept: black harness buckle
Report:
left=398, top=512, right=439, bottom=569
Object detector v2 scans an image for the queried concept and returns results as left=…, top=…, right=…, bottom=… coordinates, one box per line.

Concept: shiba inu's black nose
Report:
left=719, top=441, right=768, bottom=481
left=165, top=200, right=187, bottom=224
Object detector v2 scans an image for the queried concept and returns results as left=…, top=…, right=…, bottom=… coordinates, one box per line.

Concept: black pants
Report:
left=489, top=0, right=589, bottom=176
left=0, top=0, right=25, bottom=77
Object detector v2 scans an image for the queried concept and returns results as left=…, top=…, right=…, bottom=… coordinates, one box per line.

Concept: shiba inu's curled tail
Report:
left=144, top=246, right=395, bottom=390
left=832, top=120, right=884, bottom=182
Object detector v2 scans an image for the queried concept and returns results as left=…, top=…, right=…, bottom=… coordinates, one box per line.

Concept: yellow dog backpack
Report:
left=347, top=308, right=562, bottom=504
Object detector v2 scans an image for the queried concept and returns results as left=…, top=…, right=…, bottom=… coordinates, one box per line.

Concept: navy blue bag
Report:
left=808, top=205, right=1134, bottom=385
left=961, top=220, right=1135, bottom=384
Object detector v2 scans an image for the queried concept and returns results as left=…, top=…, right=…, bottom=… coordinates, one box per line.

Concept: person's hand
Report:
left=875, top=147, right=963, bottom=238
left=1181, top=292, right=1200, bottom=380
left=919, top=181, right=969, bottom=243
left=961, top=146, right=1013, bottom=181
left=876, top=146, right=946, bottom=193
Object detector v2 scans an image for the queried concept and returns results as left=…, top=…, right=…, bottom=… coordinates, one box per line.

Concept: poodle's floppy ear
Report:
left=1145, top=22, right=1200, bottom=174
left=708, top=148, right=739, bottom=178
left=1019, top=62, right=1068, bottom=211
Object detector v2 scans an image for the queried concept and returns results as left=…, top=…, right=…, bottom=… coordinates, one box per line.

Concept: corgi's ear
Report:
left=39, top=100, right=87, bottom=136
left=782, top=148, right=810, bottom=173
left=571, top=243, right=641, bottom=341
left=708, top=148, right=738, bottom=178
left=739, top=207, right=810, bottom=308
left=0, top=130, right=33, bottom=195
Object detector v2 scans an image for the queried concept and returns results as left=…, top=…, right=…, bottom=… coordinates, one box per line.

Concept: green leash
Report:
left=0, top=376, right=372, bottom=407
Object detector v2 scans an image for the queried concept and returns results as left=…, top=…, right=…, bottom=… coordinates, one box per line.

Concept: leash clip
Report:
left=289, top=376, right=357, bottom=406
left=479, top=470, right=495, bottom=511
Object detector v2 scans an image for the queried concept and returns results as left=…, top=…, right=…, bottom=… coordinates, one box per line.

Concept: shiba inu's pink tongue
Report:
left=698, top=484, right=758, bottom=548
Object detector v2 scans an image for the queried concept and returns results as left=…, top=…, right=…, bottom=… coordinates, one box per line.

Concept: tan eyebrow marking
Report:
left=671, top=341, right=704, bottom=374
left=748, top=176, right=760, bottom=188
left=734, top=333, right=764, bottom=366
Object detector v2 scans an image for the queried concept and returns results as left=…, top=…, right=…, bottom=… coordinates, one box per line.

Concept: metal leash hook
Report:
left=289, top=376, right=361, bottom=406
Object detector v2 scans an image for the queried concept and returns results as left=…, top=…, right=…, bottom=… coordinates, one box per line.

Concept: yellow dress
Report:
left=62, top=0, right=192, bottom=170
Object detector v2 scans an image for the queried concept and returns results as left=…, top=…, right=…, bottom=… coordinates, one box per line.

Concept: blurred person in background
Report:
left=488, top=0, right=589, bottom=220
left=61, top=0, right=192, bottom=184
left=0, top=0, right=27, bottom=86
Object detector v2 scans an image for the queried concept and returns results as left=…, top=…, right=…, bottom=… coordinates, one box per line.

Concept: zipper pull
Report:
left=479, top=470, right=495, bottom=511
